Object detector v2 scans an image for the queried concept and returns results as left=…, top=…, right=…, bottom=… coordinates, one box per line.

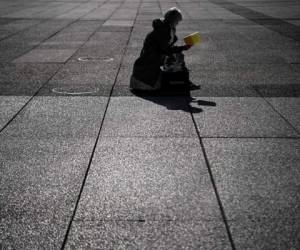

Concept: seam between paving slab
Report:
left=187, top=97, right=237, bottom=250
left=0, top=0, right=113, bottom=134
left=255, top=88, right=300, bottom=136
left=0, top=0, right=99, bottom=42
left=60, top=0, right=142, bottom=248
left=0, top=1, right=83, bottom=41
left=0, top=66, right=61, bottom=135
left=209, top=0, right=300, bottom=42
left=4, top=0, right=109, bottom=62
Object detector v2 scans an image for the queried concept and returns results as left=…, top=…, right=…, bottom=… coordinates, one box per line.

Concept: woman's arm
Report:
left=157, top=30, right=190, bottom=55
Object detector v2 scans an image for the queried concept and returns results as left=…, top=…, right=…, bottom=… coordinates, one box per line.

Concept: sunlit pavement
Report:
left=0, top=0, right=299, bottom=249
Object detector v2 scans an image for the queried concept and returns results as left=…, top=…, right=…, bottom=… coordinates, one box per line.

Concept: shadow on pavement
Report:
left=131, top=87, right=216, bottom=114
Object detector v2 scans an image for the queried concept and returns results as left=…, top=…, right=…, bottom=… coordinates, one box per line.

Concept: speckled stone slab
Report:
left=192, top=97, right=299, bottom=137
left=73, top=137, right=222, bottom=221
left=65, top=220, right=231, bottom=250
left=203, top=138, right=300, bottom=248
left=13, top=49, right=78, bottom=63
left=266, top=97, right=300, bottom=133
left=101, top=97, right=198, bottom=137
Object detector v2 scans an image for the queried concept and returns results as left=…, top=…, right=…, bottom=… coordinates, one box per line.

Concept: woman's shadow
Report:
left=131, top=85, right=216, bottom=113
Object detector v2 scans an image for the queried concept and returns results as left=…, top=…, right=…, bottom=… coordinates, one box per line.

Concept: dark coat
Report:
left=131, top=19, right=186, bottom=86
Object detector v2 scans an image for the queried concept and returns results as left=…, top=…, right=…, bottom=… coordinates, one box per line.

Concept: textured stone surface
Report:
left=0, top=63, right=59, bottom=85
left=66, top=220, right=231, bottom=250
left=203, top=138, right=300, bottom=219
left=229, top=217, right=300, bottom=250
left=203, top=138, right=300, bottom=248
left=0, top=137, right=94, bottom=249
left=0, top=96, right=108, bottom=248
left=192, top=97, right=299, bottom=137
left=14, top=49, right=77, bottom=63
left=74, top=137, right=221, bottom=221
left=101, top=97, right=198, bottom=137
left=1, top=0, right=300, bottom=248
left=2, top=96, right=108, bottom=139
left=267, top=97, right=300, bottom=133
left=0, top=96, right=30, bottom=130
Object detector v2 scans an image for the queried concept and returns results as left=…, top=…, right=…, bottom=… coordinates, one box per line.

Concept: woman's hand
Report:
left=183, top=44, right=192, bottom=50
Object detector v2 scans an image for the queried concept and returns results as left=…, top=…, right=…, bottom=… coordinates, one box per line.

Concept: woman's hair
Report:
left=164, top=7, right=182, bottom=23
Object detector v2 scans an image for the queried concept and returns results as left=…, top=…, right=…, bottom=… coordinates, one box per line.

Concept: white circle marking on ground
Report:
left=52, top=87, right=100, bottom=95
left=77, top=57, right=114, bottom=62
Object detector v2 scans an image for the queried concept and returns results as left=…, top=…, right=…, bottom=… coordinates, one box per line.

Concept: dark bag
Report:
left=160, top=69, right=189, bottom=89
left=160, top=52, right=189, bottom=89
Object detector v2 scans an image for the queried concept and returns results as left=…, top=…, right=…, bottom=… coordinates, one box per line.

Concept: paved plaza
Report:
left=0, top=0, right=300, bottom=249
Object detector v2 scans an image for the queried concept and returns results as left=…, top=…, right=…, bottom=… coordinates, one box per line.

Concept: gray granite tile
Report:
left=203, top=138, right=300, bottom=219
left=0, top=63, right=60, bottom=95
left=229, top=217, right=300, bottom=250
left=224, top=50, right=287, bottom=64
left=39, top=82, right=112, bottom=97
left=0, top=137, right=95, bottom=249
left=74, top=137, right=221, bottom=221
left=110, top=8, right=137, bottom=20
left=2, top=96, right=108, bottom=139
left=253, top=84, right=300, bottom=97
left=0, top=96, right=30, bottom=130
left=0, top=18, right=42, bottom=34
left=66, top=220, right=231, bottom=250
left=101, top=97, right=198, bottom=137
left=0, top=61, right=50, bottom=78
left=47, top=66, right=118, bottom=86
left=0, top=81, right=44, bottom=96
left=69, top=31, right=130, bottom=61
left=185, top=49, right=229, bottom=65
left=267, top=97, right=300, bottom=133
left=98, top=25, right=132, bottom=32
left=190, top=84, right=259, bottom=97
left=81, top=3, right=120, bottom=20
left=115, top=65, right=133, bottom=86
left=188, top=63, right=300, bottom=86
left=14, top=49, right=77, bottom=63
left=192, top=97, right=299, bottom=137
left=55, top=3, right=99, bottom=20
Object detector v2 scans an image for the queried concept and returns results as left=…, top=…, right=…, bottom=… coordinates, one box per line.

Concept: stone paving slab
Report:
left=203, top=138, right=300, bottom=249
left=55, top=3, right=100, bottom=20
left=66, top=220, right=231, bottom=250
left=103, top=19, right=135, bottom=27
left=192, top=97, right=299, bottom=137
left=101, top=97, right=198, bottom=137
left=0, top=63, right=59, bottom=84
left=43, top=62, right=118, bottom=87
left=0, top=137, right=95, bottom=249
left=188, top=63, right=300, bottom=86
left=73, top=137, right=222, bottom=221
left=0, top=96, right=30, bottom=130
left=14, top=49, right=78, bottom=63
left=267, top=97, right=300, bottom=133
left=1, top=0, right=300, bottom=248
left=0, top=19, right=42, bottom=40
left=81, top=3, right=120, bottom=20
left=69, top=31, right=130, bottom=61
left=0, top=96, right=108, bottom=247
left=229, top=217, right=300, bottom=250
left=253, top=83, right=300, bottom=97
left=203, top=138, right=300, bottom=219
left=2, top=96, right=108, bottom=139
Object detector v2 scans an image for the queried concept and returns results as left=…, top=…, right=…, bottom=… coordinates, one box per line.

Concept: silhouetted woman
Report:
left=130, top=7, right=192, bottom=90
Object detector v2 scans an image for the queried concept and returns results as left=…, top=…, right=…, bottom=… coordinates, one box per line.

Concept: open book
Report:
left=184, top=32, right=200, bottom=46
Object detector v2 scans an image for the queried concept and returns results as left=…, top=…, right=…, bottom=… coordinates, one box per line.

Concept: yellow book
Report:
left=184, top=32, right=200, bottom=46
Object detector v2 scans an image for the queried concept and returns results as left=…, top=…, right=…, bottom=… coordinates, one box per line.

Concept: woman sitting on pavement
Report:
left=130, top=7, right=195, bottom=91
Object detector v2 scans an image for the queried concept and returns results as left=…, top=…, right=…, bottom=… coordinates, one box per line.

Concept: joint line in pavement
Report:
left=186, top=97, right=237, bottom=250
left=60, top=0, right=143, bottom=248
